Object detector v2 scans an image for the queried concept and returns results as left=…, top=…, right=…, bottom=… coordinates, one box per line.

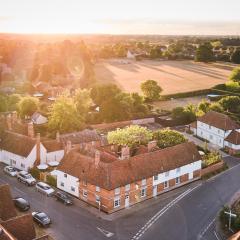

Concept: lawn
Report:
left=95, top=60, right=233, bottom=95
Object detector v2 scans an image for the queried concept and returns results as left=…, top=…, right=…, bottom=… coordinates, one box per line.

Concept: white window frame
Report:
left=154, top=175, right=158, bottom=181
left=115, top=187, right=120, bottom=195
left=96, top=195, right=100, bottom=203
left=60, top=182, right=64, bottom=187
left=21, top=163, right=25, bottom=168
left=140, top=187, right=147, bottom=198
left=96, top=186, right=100, bottom=192
left=64, top=173, right=67, bottom=178
left=175, top=177, right=180, bottom=185
left=114, top=197, right=121, bottom=208
left=142, top=179, right=147, bottom=186
left=164, top=181, right=169, bottom=189
left=71, top=186, right=75, bottom=192
left=83, top=189, right=88, bottom=198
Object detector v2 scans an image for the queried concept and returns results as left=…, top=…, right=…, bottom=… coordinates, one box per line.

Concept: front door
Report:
left=153, top=185, right=157, bottom=197
left=125, top=195, right=130, bottom=208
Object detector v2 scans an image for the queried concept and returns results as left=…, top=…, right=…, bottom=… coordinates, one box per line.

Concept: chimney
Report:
left=11, top=111, right=18, bottom=124
left=35, top=133, right=41, bottom=166
left=56, top=131, right=60, bottom=143
left=27, top=122, right=34, bottom=138
left=94, top=150, right=101, bottom=167
left=6, top=114, right=12, bottom=130
left=65, top=140, right=72, bottom=154
left=121, top=146, right=130, bottom=160
left=148, top=140, right=157, bottom=152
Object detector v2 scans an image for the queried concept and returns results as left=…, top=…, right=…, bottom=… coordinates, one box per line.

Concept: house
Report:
left=54, top=141, right=201, bottom=213
left=126, top=50, right=145, bottom=61
left=0, top=184, right=50, bottom=240
left=31, top=112, right=48, bottom=125
left=190, top=111, right=240, bottom=154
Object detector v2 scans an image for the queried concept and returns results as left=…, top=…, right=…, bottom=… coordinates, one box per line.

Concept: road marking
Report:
left=214, top=231, right=221, bottom=240
left=97, top=227, right=114, bottom=238
left=130, top=184, right=202, bottom=240
left=198, top=218, right=215, bottom=239
left=13, top=187, right=26, bottom=195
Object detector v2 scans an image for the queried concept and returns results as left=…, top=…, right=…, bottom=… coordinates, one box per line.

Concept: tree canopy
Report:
left=229, top=67, right=240, bottom=82
left=195, top=43, right=214, bottom=62
left=231, top=50, right=240, bottom=64
left=218, top=96, right=240, bottom=113
left=17, top=96, right=39, bottom=118
left=141, top=80, right=162, bottom=101
left=153, top=129, right=187, bottom=149
left=74, top=88, right=92, bottom=117
left=107, top=125, right=153, bottom=148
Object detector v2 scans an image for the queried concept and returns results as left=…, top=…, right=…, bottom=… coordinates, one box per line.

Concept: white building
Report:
left=31, top=112, right=48, bottom=125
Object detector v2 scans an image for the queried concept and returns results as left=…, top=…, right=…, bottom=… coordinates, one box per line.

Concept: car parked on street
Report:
left=32, top=212, right=51, bottom=227
left=17, top=171, right=36, bottom=186
left=13, top=197, right=30, bottom=211
left=54, top=191, right=73, bottom=205
left=36, top=182, right=55, bottom=196
left=4, top=166, right=18, bottom=177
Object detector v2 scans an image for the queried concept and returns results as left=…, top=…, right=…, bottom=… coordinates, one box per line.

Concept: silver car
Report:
left=17, top=171, right=36, bottom=186
left=36, top=182, right=55, bottom=196
left=4, top=166, right=18, bottom=177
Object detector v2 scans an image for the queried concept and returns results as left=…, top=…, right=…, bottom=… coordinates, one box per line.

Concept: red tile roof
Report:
left=57, top=142, right=201, bottom=190
left=225, top=130, right=240, bottom=145
left=197, top=111, right=239, bottom=130
left=42, top=140, right=63, bottom=152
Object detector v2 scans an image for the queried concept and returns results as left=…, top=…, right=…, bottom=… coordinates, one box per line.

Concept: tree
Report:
left=107, top=125, right=153, bottom=148
left=17, top=96, right=39, bottom=118
left=153, top=129, right=186, bottom=149
left=131, top=92, right=149, bottom=118
left=229, top=67, right=240, bottom=82
left=209, top=102, right=223, bottom=113
left=195, top=43, right=214, bottom=62
left=7, top=94, right=21, bottom=111
left=141, top=80, right=162, bottom=101
left=231, top=49, right=240, bottom=64
left=218, top=96, right=240, bottom=113
left=198, top=100, right=211, bottom=113
left=74, top=88, right=92, bottom=118
left=171, top=105, right=196, bottom=124
left=48, top=95, right=83, bottom=134
left=0, top=95, right=8, bottom=112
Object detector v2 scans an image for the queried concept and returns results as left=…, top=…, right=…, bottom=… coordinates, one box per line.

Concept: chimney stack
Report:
left=56, top=131, right=60, bottom=143
left=148, top=141, right=157, bottom=152
left=36, top=133, right=41, bottom=166
left=94, top=150, right=101, bottom=167
left=27, top=122, right=34, bottom=138
left=65, top=140, right=72, bottom=154
left=121, top=146, right=130, bottom=160
left=6, top=114, right=12, bottom=131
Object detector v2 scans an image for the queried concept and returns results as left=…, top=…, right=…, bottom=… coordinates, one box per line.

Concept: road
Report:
left=1, top=156, right=240, bottom=240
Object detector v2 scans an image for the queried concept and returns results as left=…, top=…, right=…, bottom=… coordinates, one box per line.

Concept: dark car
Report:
left=54, top=191, right=73, bottom=205
left=32, top=212, right=51, bottom=227
left=13, top=197, right=30, bottom=211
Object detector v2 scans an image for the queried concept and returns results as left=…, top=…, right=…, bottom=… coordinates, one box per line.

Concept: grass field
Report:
left=95, top=60, right=234, bottom=95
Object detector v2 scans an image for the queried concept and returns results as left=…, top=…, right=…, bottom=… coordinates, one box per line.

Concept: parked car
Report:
left=32, top=212, right=51, bottom=227
left=17, top=171, right=36, bottom=186
left=36, top=182, right=55, bottom=196
left=4, top=166, right=18, bottom=177
left=54, top=191, right=73, bottom=205
left=13, top=197, right=30, bottom=211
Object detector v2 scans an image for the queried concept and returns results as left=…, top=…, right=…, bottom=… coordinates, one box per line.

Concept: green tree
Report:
left=218, top=96, right=240, bottom=113
left=195, top=43, right=214, bottom=62
left=141, top=80, right=162, bottom=101
left=198, top=100, right=211, bottom=113
left=131, top=92, right=149, bottom=118
left=48, top=95, right=83, bottom=134
left=229, top=67, right=240, bottom=82
left=231, top=49, right=240, bottom=64
left=153, top=129, right=186, bottom=149
left=107, top=125, right=153, bottom=148
left=209, top=102, right=223, bottom=112
left=7, top=94, right=21, bottom=111
left=0, top=95, right=8, bottom=112
left=17, top=96, right=39, bottom=118
left=171, top=105, right=196, bottom=124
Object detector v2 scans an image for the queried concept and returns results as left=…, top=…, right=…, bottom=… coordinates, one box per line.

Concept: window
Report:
left=175, top=177, right=180, bottom=185
left=165, top=171, right=169, bottom=177
left=96, top=195, right=100, bottom=203
left=154, top=175, right=158, bottom=181
left=176, top=168, right=181, bottom=174
left=83, top=189, right=88, bottom=198
left=71, top=186, right=75, bottom=192
left=64, top=173, right=67, bottom=178
left=141, top=187, right=147, bottom=198
left=164, top=181, right=169, bottom=189
left=142, top=179, right=146, bottom=186
left=12, top=160, right=16, bottom=165
left=21, top=163, right=25, bottom=168
left=115, top=187, right=120, bottom=195
left=96, top=186, right=100, bottom=192
left=114, top=197, right=121, bottom=208
left=60, top=182, right=64, bottom=187
left=125, top=184, right=130, bottom=191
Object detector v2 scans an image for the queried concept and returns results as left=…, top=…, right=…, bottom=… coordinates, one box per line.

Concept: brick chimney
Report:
left=121, top=146, right=130, bottom=160
left=65, top=140, right=72, bottom=154
left=56, top=131, right=60, bottom=143
left=6, top=114, right=12, bottom=130
left=27, top=122, right=34, bottom=138
left=148, top=140, right=157, bottom=152
left=94, top=150, right=101, bottom=167
left=35, top=133, right=41, bottom=166
left=11, top=111, right=18, bottom=124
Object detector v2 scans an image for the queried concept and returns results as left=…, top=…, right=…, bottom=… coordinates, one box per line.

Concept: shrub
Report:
left=46, top=175, right=57, bottom=187
left=29, top=167, right=40, bottom=179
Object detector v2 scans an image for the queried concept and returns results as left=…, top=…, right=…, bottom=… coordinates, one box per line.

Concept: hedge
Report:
left=46, top=175, right=57, bottom=188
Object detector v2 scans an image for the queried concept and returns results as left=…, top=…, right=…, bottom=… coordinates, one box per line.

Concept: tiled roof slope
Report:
left=58, top=142, right=201, bottom=190
left=225, top=130, right=240, bottom=145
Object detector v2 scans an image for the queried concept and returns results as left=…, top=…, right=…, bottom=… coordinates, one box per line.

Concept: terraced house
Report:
left=55, top=141, right=202, bottom=213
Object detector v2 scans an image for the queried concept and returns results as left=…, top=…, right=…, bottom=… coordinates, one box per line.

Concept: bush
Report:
left=29, top=167, right=40, bottom=180
left=46, top=175, right=57, bottom=187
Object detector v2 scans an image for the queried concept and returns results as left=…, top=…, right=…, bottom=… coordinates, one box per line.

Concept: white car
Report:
left=36, top=182, right=55, bottom=196
left=4, top=166, right=18, bottom=177
left=17, top=171, right=36, bottom=186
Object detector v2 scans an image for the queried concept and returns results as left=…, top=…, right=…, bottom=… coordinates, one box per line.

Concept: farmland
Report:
left=95, top=60, right=234, bottom=95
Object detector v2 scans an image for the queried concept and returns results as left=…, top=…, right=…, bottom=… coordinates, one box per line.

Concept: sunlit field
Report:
left=95, top=60, right=234, bottom=95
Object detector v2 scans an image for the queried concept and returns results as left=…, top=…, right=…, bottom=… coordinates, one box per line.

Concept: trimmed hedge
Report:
left=29, top=167, right=40, bottom=180
left=46, top=175, right=57, bottom=188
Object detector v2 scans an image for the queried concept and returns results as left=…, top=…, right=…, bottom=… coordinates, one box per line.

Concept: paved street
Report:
left=1, top=154, right=240, bottom=240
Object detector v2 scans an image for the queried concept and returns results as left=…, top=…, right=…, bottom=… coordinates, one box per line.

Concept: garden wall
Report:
left=201, top=161, right=224, bottom=177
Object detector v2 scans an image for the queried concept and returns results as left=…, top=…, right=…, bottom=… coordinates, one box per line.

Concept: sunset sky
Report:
left=0, top=0, right=240, bottom=35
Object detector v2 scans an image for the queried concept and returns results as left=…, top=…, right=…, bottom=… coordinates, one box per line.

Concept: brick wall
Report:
left=201, top=161, right=224, bottom=177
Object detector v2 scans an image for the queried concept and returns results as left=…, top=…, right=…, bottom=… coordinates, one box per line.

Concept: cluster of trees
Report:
left=107, top=125, right=186, bottom=149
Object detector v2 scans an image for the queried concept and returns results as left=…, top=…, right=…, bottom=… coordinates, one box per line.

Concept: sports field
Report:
left=95, top=60, right=234, bottom=95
